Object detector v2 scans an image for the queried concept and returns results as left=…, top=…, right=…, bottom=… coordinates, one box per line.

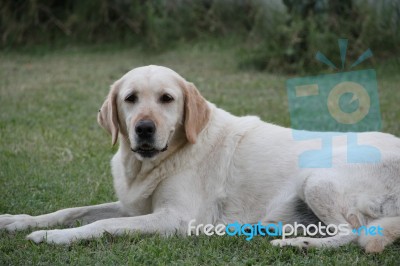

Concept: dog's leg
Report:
left=263, top=181, right=322, bottom=227
left=358, top=216, right=400, bottom=253
left=271, top=176, right=357, bottom=249
left=0, top=202, right=126, bottom=232
left=301, top=177, right=349, bottom=225
left=271, top=233, right=357, bottom=249
left=26, top=208, right=185, bottom=244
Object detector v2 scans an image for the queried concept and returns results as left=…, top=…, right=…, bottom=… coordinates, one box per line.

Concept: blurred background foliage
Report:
left=1, top=0, right=399, bottom=73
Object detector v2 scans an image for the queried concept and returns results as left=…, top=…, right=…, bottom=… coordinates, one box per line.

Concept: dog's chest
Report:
left=114, top=174, right=153, bottom=215
left=111, top=154, right=156, bottom=216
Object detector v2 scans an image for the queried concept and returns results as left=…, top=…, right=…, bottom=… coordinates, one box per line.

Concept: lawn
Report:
left=0, top=43, right=400, bottom=265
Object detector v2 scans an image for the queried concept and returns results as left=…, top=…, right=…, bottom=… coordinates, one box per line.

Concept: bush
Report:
left=240, top=0, right=400, bottom=73
left=1, top=0, right=398, bottom=73
left=0, top=0, right=258, bottom=48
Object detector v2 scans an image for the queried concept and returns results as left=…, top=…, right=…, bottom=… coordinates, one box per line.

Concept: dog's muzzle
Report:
left=131, top=143, right=168, bottom=158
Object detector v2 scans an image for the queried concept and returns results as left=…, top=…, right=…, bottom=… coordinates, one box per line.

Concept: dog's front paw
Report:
left=27, top=229, right=77, bottom=245
left=0, top=214, right=37, bottom=232
left=271, top=237, right=312, bottom=249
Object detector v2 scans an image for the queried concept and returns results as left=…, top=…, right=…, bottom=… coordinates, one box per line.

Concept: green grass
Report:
left=1, top=43, right=400, bottom=265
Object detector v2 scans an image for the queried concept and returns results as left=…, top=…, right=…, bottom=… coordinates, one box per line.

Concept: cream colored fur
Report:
left=0, top=65, right=399, bottom=253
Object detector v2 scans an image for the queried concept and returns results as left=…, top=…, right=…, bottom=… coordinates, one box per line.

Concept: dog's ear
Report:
left=183, top=82, right=210, bottom=144
left=97, top=80, right=121, bottom=146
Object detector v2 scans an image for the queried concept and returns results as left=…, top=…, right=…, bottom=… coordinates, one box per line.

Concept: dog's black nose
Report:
left=135, top=120, right=156, bottom=138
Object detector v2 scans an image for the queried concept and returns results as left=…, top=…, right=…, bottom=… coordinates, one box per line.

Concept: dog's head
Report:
left=98, top=65, right=210, bottom=160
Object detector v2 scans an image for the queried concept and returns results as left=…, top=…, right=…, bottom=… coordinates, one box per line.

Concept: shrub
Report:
left=1, top=0, right=398, bottom=73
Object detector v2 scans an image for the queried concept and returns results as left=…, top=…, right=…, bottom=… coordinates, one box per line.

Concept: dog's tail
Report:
left=358, top=216, right=400, bottom=253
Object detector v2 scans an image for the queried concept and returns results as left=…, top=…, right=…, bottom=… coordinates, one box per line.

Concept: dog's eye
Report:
left=160, top=93, right=174, bottom=103
left=125, top=94, right=137, bottom=103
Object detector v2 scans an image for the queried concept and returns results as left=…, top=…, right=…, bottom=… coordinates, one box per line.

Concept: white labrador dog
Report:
left=1, top=66, right=399, bottom=253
